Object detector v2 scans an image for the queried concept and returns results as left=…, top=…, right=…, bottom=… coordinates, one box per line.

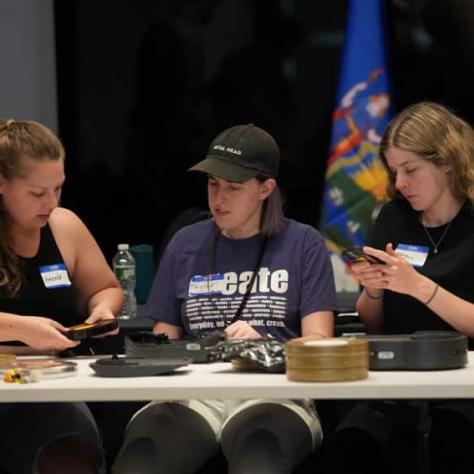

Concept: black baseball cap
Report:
left=189, top=124, right=279, bottom=183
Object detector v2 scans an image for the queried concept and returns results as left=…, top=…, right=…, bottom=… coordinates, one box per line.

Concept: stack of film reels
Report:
left=286, top=337, right=369, bottom=382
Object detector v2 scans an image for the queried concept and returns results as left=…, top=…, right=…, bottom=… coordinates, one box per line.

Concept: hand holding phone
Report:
left=342, top=246, right=385, bottom=265
left=66, top=319, right=119, bottom=341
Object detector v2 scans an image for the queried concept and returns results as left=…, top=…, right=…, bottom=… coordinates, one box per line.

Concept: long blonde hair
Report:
left=0, top=120, right=65, bottom=297
left=380, top=101, right=474, bottom=203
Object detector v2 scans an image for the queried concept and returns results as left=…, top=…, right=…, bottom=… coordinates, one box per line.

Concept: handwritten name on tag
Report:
left=39, top=263, right=72, bottom=288
left=188, top=273, right=224, bottom=296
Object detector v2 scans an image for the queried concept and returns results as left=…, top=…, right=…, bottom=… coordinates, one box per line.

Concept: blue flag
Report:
left=321, top=0, right=392, bottom=253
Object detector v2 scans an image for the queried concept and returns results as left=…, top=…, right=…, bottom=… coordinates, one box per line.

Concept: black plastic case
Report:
left=89, top=356, right=189, bottom=377
left=357, top=331, right=468, bottom=370
left=124, top=331, right=225, bottom=363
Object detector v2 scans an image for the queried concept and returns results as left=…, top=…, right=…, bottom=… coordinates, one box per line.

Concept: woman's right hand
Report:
left=16, top=316, right=80, bottom=351
left=349, top=257, right=385, bottom=333
left=350, top=260, right=384, bottom=289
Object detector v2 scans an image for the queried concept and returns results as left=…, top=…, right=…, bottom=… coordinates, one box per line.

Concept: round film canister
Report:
left=286, top=337, right=369, bottom=382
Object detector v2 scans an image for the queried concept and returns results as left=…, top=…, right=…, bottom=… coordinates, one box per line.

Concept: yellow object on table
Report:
left=1, top=357, right=77, bottom=383
left=3, top=368, right=39, bottom=383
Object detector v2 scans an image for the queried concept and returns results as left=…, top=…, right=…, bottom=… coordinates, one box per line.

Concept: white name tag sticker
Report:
left=395, top=244, right=429, bottom=268
left=39, top=263, right=72, bottom=288
left=188, top=273, right=224, bottom=297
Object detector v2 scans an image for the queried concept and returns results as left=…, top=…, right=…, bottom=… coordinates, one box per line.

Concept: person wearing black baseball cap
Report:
left=113, top=125, right=337, bottom=474
left=190, top=123, right=282, bottom=239
left=190, top=123, right=279, bottom=182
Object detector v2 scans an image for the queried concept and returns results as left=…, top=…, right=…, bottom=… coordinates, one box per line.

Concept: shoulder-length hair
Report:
left=257, top=175, right=284, bottom=237
left=379, top=101, right=474, bottom=204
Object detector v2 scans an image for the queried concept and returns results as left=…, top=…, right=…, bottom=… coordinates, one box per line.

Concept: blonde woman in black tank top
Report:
left=0, top=119, right=123, bottom=473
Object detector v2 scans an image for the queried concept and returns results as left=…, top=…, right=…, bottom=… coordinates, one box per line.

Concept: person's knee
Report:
left=112, top=438, right=158, bottom=474
left=37, top=434, right=103, bottom=474
left=222, top=403, right=313, bottom=446
left=222, top=404, right=314, bottom=473
left=227, top=427, right=288, bottom=474
left=113, top=403, right=218, bottom=474
left=124, top=403, right=186, bottom=442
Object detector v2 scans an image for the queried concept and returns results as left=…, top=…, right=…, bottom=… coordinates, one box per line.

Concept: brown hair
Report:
left=379, top=102, right=474, bottom=203
left=257, top=176, right=284, bottom=237
left=0, top=119, right=65, bottom=297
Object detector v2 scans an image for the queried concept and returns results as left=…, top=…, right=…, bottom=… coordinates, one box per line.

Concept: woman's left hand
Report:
left=361, top=243, right=425, bottom=296
left=225, top=320, right=261, bottom=339
left=85, top=304, right=119, bottom=337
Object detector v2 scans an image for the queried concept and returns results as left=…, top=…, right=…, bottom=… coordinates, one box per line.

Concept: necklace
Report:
left=422, top=219, right=453, bottom=254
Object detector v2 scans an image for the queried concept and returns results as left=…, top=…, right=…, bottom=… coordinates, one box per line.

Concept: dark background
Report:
left=53, top=0, right=474, bottom=264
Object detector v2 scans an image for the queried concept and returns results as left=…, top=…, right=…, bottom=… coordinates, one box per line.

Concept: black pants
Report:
left=321, top=400, right=474, bottom=474
left=0, top=402, right=102, bottom=474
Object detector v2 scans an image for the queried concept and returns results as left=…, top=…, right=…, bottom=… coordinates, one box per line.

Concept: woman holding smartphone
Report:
left=0, top=119, right=123, bottom=473
left=324, top=102, right=474, bottom=474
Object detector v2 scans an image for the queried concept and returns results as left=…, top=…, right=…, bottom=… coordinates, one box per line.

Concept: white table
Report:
left=1, top=353, right=474, bottom=403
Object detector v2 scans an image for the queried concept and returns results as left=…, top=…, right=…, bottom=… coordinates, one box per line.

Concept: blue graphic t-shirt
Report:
left=144, top=218, right=337, bottom=340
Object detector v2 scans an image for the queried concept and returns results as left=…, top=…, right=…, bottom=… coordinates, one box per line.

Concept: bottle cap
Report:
left=118, top=243, right=129, bottom=250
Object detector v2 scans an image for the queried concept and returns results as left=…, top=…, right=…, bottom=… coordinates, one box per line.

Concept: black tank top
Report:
left=0, top=224, right=80, bottom=327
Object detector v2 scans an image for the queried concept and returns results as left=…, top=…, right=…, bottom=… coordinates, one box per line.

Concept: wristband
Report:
left=365, top=287, right=383, bottom=300
left=424, top=284, right=439, bottom=306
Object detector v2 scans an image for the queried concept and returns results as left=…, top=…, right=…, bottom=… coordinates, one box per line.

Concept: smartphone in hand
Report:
left=342, top=246, right=385, bottom=265
left=66, top=319, right=119, bottom=341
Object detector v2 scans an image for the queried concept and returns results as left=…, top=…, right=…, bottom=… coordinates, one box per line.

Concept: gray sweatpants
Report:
left=113, top=399, right=320, bottom=474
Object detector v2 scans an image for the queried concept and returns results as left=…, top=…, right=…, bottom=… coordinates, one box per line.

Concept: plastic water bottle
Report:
left=112, top=243, right=137, bottom=320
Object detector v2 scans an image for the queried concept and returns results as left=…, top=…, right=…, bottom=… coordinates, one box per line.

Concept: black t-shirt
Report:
left=372, top=199, right=474, bottom=337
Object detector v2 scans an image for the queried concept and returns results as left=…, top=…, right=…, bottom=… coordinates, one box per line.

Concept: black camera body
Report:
left=124, top=331, right=226, bottom=363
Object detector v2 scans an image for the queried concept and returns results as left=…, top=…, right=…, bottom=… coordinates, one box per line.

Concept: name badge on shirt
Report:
left=395, top=244, right=429, bottom=268
left=188, top=273, right=224, bottom=297
left=39, top=263, right=72, bottom=289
